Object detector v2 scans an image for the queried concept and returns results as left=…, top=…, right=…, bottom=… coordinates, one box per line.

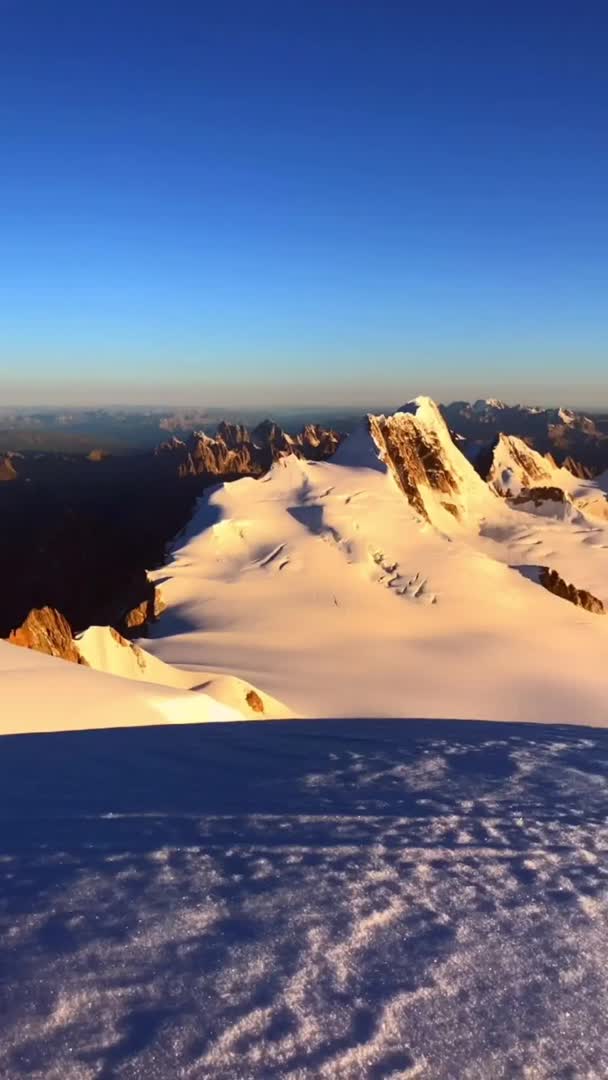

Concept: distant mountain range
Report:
left=442, top=398, right=608, bottom=475
left=2, top=398, right=607, bottom=472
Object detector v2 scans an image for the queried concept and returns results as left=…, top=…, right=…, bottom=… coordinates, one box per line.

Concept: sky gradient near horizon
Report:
left=1, top=2, right=607, bottom=407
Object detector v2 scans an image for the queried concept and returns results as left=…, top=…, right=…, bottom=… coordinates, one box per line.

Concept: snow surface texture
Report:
left=146, top=399, right=608, bottom=725
left=1, top=718, right=607, bottom=1079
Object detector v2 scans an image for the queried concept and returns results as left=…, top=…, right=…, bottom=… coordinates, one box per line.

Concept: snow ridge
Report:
left=142, top=395, right=608, bottom=725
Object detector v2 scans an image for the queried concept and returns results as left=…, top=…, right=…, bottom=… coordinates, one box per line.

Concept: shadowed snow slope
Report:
left=0, top=718, right=607, bottom=1078
left=146, top=400, right=608, bottom=725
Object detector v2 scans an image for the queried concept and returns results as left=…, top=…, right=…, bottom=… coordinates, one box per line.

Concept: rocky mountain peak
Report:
left=252, top=418, right=290, bottom=444
left=216, top=421, right=250, bottom=449
left=484, top=433, right=557, bottom=497
left=7, top=607, right=85, bottom=664
left=155, top=418, right=343, bottom=481
left=472, top=398, right=508, bottom=413
left=337, top=397, right=493, bottom=528
left=368, top=410, right=460, bottom=521
left=397, top=395, right=446, bottom=427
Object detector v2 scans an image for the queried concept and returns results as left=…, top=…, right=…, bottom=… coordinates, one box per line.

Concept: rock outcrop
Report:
left=538, top=568, right=605, bottom=615
left=297, top=423, right=342, bottom=460
left=121, top=585, right=166, bottom=638
left=246, top=689, right=265, bottom=713
left=108, top=626, right=148, bottom=669
left=562, top=456, right=594, bottom=480
left=512, top=486, right=567, bottom=506
left=7, top=607, right=86, bottom=662
left=0, top=454, right=19, bottom=482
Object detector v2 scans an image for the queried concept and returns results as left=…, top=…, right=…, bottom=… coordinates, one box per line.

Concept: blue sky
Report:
left=1, top=2, right=607, bottom=407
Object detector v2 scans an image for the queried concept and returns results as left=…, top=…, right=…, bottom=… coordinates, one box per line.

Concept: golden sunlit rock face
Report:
left=539, top=568, right=605, bottom=615
left=7, top=607, right=85, bottom=663
left=369, top=412, right=461, bottom=521
left=156, top=420, right=344, bottom=480
left=246, top=689, right=265, bottom=713
left=0, top=454, right=19, bottom=482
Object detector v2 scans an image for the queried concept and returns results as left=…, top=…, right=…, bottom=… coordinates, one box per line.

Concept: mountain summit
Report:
left=336, top=396, right=495, bottom=530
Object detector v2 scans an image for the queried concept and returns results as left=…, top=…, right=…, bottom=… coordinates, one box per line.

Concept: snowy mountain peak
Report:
left=485, top=434, right=557, bottom=497
left=557, top=407, right=576, bottom=426
left=335, top=396, right=493, bottom=529
left=472, top=398, right=508, bottom=413
left=396, top=395, right=447, bottom=431
left=481, top=433, right=608, bottom=522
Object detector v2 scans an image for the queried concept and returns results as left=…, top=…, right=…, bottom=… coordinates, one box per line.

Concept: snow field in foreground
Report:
left=0, top=718, right=607, bottom=1078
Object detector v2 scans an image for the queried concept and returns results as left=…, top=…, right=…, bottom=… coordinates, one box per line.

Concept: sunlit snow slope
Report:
left=0, top=640, right=256, bottom=733
left=146, top=397, right=608, bottom=725
left=75, top=626, right=293, bottom=720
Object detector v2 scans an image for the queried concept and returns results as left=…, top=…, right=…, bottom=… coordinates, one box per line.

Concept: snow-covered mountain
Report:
left=483, top=433, right=562, bottom=497
left=139, top=396, right=608, bottom=726
left=472, top=397, right=509, bottom=412
left=336, top=397, right=497, bottom=531
left=3, top=393, right=608, bottom=1079
left=448, top=397, right=599, bottom=432
left=443, top=398, right=608, bottom=475
left=5, top=393, right=608, bottom=730
left=482, top=433, right=608, bottom=521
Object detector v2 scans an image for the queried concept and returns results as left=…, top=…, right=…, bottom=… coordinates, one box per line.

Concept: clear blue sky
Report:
left=1, top=2, right=607, bottom=407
